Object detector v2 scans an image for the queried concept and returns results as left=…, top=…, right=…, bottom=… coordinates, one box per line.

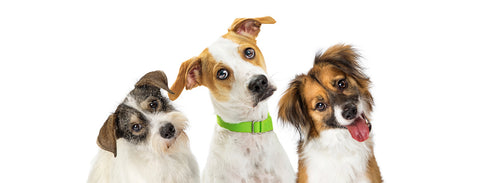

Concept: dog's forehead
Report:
left=129, top=85, right=164, bottom=100
left=207, top=37, right=266, bottom=74
left=304, top=77, right=329, bottom=102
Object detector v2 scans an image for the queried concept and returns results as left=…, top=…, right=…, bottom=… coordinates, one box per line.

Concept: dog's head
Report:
left=168, top=17, right=276, bottom=111
left=97, top=71, right=189, bottom=157
left=278, top=44, right=373, bottom=142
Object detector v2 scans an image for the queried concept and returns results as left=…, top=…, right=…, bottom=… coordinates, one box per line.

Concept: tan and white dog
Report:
left=169, top=16, right=295, bottom=183
left=278, top=44, right=382, bottom=183
left=88, top=71, right=199, bottom=183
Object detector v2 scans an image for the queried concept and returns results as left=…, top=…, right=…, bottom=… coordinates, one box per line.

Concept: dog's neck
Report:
left=210, top=96, right=269, bottom=123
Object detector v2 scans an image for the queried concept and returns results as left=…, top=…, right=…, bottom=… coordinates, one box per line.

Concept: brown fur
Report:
left=278, top=44, right=382, bottom=182
left=135, top=70, right=174, bottom=94
left=296, top=141, right=308, bottom=183
left=168, top=17, right=275, bottom=101
left=97, top=114, right=118, bottom=157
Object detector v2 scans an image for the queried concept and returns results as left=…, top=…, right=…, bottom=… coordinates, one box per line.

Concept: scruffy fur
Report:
left=278, top=44, right=382, bottom=183
left=88, top=71, right=199, bottom=183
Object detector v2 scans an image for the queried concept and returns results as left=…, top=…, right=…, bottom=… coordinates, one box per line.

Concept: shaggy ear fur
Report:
left=97, top=114, right=118, bottom=157
left=228, top=16, right=276, bottom=40
left=168, top=57, right=202, bottom=101
left=315, top=44, right=369, bottom=81
left=278, top=74, right=311, bottom=138
left=315, top=44, right=374, bottom=110
left=135, top=70, right=174, bottom=94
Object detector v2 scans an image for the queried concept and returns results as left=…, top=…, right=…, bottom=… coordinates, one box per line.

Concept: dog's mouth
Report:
left=342, top=113, right=371, bottom=142
left=252, top=86, right=276, bottom=107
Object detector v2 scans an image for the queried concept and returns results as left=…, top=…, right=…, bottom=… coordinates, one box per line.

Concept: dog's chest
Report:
left=210, top=128, right=287, bottom=182
left=302, top=130, right=372, bottom=183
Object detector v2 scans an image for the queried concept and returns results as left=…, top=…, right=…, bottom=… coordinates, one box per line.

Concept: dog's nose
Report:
left=160, top=123, right=176, bottom=139
left=342, top=104, right=357, bottom=120
left=248, top=75, right=269, bottom=94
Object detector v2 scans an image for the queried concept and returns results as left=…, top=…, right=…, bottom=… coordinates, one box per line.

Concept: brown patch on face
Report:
left=302, top=76, right=333, bottom=138
left=169, top=16, right=275, bottom=102
left=222, top=32, right=267, bottom=71
left=314, top=44, right=374, bottom=111
left=168, top=49, right=234, bottom=102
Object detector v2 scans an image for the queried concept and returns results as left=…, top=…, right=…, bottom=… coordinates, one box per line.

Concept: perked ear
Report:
left=135, top=70, right=175, bottom=94
left=228, top=16, right=276, bottom=40
left=168, top=57, right=202, bottom=101
left=97, top=114, right=118, bottom=157
left=278, top=75, right=311, bottom=137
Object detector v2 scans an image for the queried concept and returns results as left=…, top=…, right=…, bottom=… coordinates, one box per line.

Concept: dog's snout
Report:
left=160, top=123, right=176, bottom=139
left=248, top=75, right=268, bottom=94
left=342, top=104, right=357, bottom=120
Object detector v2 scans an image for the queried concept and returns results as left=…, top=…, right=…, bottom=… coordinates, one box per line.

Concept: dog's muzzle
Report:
left=248, top=75, right=276, bottom=106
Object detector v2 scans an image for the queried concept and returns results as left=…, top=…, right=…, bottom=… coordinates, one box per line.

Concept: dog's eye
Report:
left=244, top=48, right=255, bottom=59
left=149, top=100, right=158, bottom=110
left=216, top=69, right=229, bottom=80
left=337, top=79, right=348, bottom=90
left=315, top=102, right=327, bottom=111
left=132, top=124, right=142, bottom=132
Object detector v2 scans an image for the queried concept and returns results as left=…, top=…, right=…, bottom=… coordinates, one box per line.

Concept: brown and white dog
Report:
left=278, top=44, right=382, bottom=183
left=169, top=17, right=295, bottom=183
left=88, top=71, right=199, bottom=183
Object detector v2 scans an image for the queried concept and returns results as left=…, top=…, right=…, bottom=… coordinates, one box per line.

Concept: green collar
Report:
left=216, top=114, right=273, bottom=133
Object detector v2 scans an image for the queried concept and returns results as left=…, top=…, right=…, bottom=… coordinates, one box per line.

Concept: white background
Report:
left=1, top=0, right=479, bottom=182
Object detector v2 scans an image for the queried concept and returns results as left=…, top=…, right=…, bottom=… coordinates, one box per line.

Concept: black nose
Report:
left=342, top=104, right=357, bottom=120
left=248, top=75, right=268, bottom=94
left=160, top=123, right=175, bottom=139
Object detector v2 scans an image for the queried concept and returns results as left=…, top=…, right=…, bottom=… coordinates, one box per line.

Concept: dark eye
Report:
left=132, top=124, right=142, bottom=132
left=337, top=79, right=347, bottom=89
left=244, top=48, right=255, bottom=59
left=315, top=102, right=327, bottom=111
left=149, top=100, right=158, bottom=110
left=216, top=69, right=229, bottom=80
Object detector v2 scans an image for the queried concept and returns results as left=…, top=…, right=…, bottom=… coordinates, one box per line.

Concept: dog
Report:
left=278, top=44, right=382, bottom=183
left=87, top=71, right=200, bottom=183
left=168, top=16, right=295, bottom=183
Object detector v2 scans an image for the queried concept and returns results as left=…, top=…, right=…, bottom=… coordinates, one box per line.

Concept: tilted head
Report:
left=168, top=17, right=276, bottom=122
left=97, top=71, right=189, bottom=157
left=278, top=44, right=374, bottom=142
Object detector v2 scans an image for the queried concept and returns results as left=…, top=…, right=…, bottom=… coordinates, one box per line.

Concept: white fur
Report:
left=208, top=38, right=273, bottom=123
left=201, top=38, right=295, bottom=182
left=88, top=94, right=200, bottom=183
left=334, top=99, right=368, bottom=126
left=302, top=129, right=373, bottom=183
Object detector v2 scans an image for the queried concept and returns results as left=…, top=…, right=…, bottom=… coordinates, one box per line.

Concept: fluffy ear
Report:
left=168, top=57, right=202, bottom=101
left=135, top=70, right=174, bottom=94
left=97, top=114, right=118, bottom=157
left=278, top=75, right=311, bottom=137
left=228, top=16, right=276, bottom=39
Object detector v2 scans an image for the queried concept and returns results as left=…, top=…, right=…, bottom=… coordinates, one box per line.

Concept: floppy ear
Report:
left=228, top=16, right=276, bottom=40
left=168, top=57, right=202, bottom=101
left=135, top=70, right=174, bottom=94
left=97, top=114, right=118, bottom=157
left=278, top=75, right=311, bottom=137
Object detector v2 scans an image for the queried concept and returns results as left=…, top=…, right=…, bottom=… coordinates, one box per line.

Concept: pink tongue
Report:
left=346, top=117, right=370, bottom=142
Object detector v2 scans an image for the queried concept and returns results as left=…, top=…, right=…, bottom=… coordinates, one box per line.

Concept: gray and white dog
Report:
left=88, top=71, right=199, bottom=183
